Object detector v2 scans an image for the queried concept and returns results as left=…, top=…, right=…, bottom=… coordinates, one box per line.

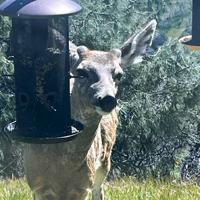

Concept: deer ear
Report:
left=77, top=46, right=89, bottom=59
left=120, top=19, right=157, bottom=67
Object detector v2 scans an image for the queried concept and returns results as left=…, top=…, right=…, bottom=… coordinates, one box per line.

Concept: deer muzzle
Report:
left=98, top=95, right=117, bottom=113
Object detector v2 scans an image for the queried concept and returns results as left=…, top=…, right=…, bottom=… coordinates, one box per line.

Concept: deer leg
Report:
left=92, top=165, right=109, bottom=200
left=92, top=186, right=104, bottom=200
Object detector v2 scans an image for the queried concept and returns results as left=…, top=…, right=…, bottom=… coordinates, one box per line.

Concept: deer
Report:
left=23, top=19, right=157, bottom=200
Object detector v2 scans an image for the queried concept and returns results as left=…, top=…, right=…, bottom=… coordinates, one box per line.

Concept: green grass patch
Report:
left=0, top=179, right=31, bottom=200
left=105, top=178, right=200, bottom=200
left=0, top=178, right=200, bottom=200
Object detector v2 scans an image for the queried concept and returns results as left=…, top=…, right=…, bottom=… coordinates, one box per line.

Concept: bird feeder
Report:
left=179, top=0, right=200, bottom=50
left=0, top=0, right=84, bottom=143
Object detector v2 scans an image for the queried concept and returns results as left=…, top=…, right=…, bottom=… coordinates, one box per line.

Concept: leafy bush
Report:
left=0, top=16, right=23, bottom=179
left=112, top=41, right=200, bottom=179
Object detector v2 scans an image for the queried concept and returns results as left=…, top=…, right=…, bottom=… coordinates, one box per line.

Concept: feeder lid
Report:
left=0, top=0, right=82, bottom=18
left=179, top=35, right=200, bottom=51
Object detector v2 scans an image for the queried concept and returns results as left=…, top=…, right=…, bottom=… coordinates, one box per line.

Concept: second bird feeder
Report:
left=180, top=0, right=200, bottom=50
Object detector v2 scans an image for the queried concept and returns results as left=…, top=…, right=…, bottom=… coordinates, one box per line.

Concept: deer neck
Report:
left=70, top=86, right=102, bottom=157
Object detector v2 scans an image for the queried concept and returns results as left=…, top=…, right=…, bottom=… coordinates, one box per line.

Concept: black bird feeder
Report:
left=0, top=0, right=84, bottom=143
left=180, top=0, right=200, bottom=50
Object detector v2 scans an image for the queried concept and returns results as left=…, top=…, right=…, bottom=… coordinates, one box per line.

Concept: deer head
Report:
left=71, top=20, right=157, bottom=117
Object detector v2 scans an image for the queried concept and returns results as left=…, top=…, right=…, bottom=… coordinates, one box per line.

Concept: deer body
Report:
left=24, top=20, right=157, bottom=200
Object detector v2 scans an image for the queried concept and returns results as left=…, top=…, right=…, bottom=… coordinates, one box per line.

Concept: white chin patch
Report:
left=95, top=107, right=110, bottom=116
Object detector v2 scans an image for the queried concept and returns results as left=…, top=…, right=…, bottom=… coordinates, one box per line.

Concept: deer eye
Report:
left=114, top=73, right=123, bottom=81
left=76, top=69, right=88, bottom=79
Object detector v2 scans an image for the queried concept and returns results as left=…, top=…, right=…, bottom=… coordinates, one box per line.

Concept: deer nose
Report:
left=98, top=95, right=117, bottom=112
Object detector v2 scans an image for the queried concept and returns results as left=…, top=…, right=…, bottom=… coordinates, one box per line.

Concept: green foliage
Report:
left=0, top=16, right=23, bottom=179
left=0, top=16, right=13, bottom=128
left=70, top=0, right=192, bottom=49
left=70, top=0, right=151, bottom=49
left=112, top=41, right=200, bottom=178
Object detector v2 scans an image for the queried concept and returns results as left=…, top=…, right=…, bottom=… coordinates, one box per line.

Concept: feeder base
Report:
left=5, top=120, right=84, bottom=144
left=179, top=35, right=200, bottom=51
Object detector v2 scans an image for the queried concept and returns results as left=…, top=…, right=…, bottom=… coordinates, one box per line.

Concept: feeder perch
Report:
left=179, top=0, right=200, bottom=50
left=0, top=0, right=84, bottom=143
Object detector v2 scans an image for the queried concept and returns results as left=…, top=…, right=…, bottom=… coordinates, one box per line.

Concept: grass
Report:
left=105, top=178, right=200, bottom=200
left=0, top=178, right=200, bottom=200
left=0, top=179, right=31, bottom=200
